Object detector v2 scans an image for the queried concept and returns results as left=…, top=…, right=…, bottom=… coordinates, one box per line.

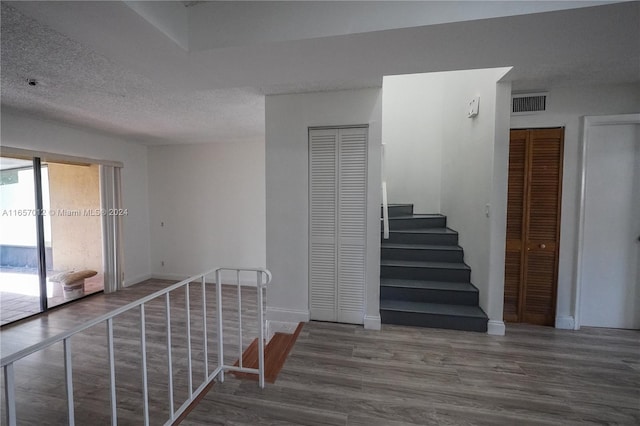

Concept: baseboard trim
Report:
left=124, top=273, right=152, bottom=287
left=364, top=315, right=381, bottom=330
left=487, top=320, right=506, bottom=336
left=151, top=273, right=185, bottom=282
left=555, top=315, right=575, bottom=330
left=266, top=307, right=310, bottom=323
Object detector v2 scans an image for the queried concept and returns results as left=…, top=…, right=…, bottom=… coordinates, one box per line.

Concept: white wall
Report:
left=0, top=109, right=151, bottom=285
left=511, top=83, right=640, bottom=328
left=382, top=73, right=444, bottom=213
left=147, top=142, right=265, bottom=282
left=265, top=88, right=382, bottom=328
left=439, top=68, right=512, bottom=329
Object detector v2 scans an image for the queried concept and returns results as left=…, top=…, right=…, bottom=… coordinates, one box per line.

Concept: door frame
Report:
left=574, top=113, right=640, bottom=330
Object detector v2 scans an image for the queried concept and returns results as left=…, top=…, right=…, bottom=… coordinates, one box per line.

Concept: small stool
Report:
left=49, top=270, right=98, bottom=300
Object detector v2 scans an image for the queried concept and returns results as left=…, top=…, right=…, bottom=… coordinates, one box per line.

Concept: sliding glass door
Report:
left=45, top=161, right=104, bottom=308
left=0, top=156, right=46, bottom=324
left=0, top=155, right=104, bottom=325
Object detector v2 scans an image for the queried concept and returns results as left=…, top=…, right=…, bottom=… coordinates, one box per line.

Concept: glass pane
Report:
left=45, top=162, right=104, bottom=308
left=0, top=156, right=42, bottom=325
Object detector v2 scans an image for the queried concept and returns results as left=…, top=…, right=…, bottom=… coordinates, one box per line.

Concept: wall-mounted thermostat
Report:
left=468, top=96, right=480, bottom=118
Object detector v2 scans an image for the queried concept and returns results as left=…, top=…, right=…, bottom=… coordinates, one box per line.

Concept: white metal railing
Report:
left=1, top=266, right=271, bottom=426
left=381, top=143, right=389, bottom=239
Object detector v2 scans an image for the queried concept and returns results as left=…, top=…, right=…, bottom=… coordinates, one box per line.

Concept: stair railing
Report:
left=381, top=142, right=389, bottom=239
left=1, top=266, right=271, bottom=426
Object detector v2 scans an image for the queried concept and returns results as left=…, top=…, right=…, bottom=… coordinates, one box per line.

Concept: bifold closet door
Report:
left=309, top=127, right=367, bottom=324
left=504, top=128, right=564, bottom=326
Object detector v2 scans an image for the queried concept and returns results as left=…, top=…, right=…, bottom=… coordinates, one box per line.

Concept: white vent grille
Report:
left=512, top=93, right=547, bottom=115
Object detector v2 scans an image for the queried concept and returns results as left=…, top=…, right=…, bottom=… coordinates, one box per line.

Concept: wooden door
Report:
left=504, top=128, right=564, bottom=326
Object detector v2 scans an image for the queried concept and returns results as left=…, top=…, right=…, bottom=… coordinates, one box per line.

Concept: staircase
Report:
left=380, top=204, right=488, bottom=332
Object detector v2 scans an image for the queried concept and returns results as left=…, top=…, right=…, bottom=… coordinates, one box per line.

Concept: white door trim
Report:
left=574, top=113, right=640, bottom=330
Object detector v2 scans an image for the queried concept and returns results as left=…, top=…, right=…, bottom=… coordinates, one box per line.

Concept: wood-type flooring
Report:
left=1, top=279, right=638, bottom=425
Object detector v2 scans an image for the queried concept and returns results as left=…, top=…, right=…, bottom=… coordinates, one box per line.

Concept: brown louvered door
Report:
left=504, top=128, right=564, bottom=326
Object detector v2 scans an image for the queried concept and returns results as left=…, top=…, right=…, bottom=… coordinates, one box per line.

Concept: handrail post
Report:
left=257, top=271, right=265, bottom=388
left=4, top=363, right=16, bottom=426
left=140, top=304, right=149, bottom=426
left=201, top=276, right=208, bottom=380
left=381, top=143, right=389, bottom=239
left=216, top=269, right=224, bottom=383
left=185, top=283, right=193, bottom=398
left=106, top=319, right=117, bottom=426
left=64, top=338, right=75, bottom=426
left=165, top=293, right=174, bottom=418
left=237, top=270, right=243, bottom=369
left=200, top=275, right=209, bottom=381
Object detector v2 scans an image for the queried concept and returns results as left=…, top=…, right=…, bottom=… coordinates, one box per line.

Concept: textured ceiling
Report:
left=1, top=3, right=264, bottom=145
left=1, top=1, right=638, bottom=146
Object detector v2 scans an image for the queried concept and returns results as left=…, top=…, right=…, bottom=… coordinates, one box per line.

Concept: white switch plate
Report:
left=468, top=96, right=480, bottom=117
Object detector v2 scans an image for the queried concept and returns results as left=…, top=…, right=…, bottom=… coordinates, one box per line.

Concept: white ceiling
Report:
left=1, top=1, right=638, bottom=145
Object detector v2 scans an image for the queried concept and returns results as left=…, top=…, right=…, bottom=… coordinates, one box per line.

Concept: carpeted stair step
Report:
left=381, top=243, right=464, bottom=262
left=380, top=278, right=479, bottom=305
left=381, top=259, right=471, bottom=282
left=380, top=300, right=488, bottom=332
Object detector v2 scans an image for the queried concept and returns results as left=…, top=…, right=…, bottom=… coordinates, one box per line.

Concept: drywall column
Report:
left=485, top=80, right=512, bottom=335
left=265, top=88, right=382, bottom=329
left=439, top=68, right=511, bottom=335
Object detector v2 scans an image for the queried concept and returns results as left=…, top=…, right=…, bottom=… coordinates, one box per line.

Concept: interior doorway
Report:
left=503, top=128, right=564, bottom=326
left=577, top=115, right=639, bottom=329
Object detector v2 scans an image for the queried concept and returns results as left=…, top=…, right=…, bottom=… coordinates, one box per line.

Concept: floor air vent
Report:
left=512, top=93, right=547, bottom=115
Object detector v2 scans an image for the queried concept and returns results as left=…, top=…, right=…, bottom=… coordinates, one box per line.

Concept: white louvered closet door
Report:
left=309, top=129, right=338, bottom=321
left=309, top=127, right=367, bottom=324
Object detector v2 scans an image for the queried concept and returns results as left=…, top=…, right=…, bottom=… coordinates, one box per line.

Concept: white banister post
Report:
left=201, top=276, right=208, bottom=379
left=106, top=319, right=117, bottom=426
left=257, top=271, right=265, bottom=389
left=63, top=338, right=75, bottom=426
left=4, top=363, right=16, bottom=426
left=140, top=304, right=149, bottom=426
left=237, top=270, right=243, bottom=369
left=381, top=143, right=389, bottom=239
left=184, top=283, right=193, bottom=397
left=165, top=293, right=174, bottom=418
left=216, top=269, right=224, bottom=382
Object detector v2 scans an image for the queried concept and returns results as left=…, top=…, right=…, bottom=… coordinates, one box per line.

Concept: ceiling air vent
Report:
left=511, top=92, right=547, bottom=115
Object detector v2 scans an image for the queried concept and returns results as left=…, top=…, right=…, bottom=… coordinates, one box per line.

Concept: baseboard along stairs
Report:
left=380, top=204, right=488, bottom=332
